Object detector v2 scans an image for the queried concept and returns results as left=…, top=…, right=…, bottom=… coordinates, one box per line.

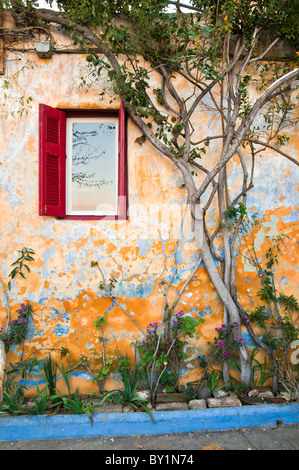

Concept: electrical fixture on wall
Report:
left=35, top=40, right=52, bottom=58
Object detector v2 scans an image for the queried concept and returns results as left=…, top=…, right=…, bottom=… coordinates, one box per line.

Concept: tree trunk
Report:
left=194, top=221, right=251, bottom=385
left=218, top=166, right=233, bottom=386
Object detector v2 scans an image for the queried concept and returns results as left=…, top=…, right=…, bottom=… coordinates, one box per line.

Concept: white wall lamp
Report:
left=35, top=40, right=52, bottom=58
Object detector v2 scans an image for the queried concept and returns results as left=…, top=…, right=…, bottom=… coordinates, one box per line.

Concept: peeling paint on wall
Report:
left=0, top=26, right=298, bottom=395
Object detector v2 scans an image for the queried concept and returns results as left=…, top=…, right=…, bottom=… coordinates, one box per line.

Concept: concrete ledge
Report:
left=0, top=402, right=298, bottom=441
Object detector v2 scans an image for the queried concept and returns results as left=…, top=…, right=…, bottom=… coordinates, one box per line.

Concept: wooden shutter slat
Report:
left=39, top=104, right=66, bottom=217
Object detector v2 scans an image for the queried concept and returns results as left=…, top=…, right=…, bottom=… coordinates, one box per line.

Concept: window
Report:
left=39, top=104, right=127, bottom=220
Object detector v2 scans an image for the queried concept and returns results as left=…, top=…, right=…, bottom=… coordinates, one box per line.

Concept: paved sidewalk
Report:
left=0, top=423, right=298, bottom=450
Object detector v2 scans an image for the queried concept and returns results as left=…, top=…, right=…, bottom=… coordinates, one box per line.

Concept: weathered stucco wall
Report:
left=0, top=24, right=298, bottom=394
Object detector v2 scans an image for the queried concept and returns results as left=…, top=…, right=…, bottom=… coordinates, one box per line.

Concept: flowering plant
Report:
left=0, top=303, right=32, bottom=353
left=206, top=322, right=245, bottom=364
left=170, top=310, right=201, bottom=338
left=137, top=310, right=203, bottom=393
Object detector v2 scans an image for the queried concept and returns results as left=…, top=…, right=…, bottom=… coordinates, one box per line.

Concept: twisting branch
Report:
left=193, top=68, right=299, bottom=203
left=93, top=263, right=145, bottom=336
left=246, top=139, right=299, bottom=166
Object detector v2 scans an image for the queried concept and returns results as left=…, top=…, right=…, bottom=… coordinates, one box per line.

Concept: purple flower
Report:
left=243, top=316, right=250, bottom=324
left=146, top=322, right=159, bottom=334
left=234, top=337, right=245, bottom=344
left=175, top=310, right=184, bottom=318
left=223, top=351, right=230, bottom=357
left=172, top=318, right=178, bottom=324
left=221, top=324, right=226, bottom=328
left=215, top=327, right=222, bottom=332
left=141, top=340, right=146, bottom=346
left=218, top=341, right=225, bottom=347
left=233, top=322, right=239, bottom=328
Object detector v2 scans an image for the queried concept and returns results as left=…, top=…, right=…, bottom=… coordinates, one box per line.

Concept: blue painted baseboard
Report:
left=0, top=402, right=298, bottom=441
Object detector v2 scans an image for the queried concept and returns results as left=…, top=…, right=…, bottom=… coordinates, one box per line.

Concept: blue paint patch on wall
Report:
left=18, top=371, right=93, bottom=389
left=283, top=209, right=299, bottom=224
left=118, top=280, right=154, bottom=299
left=136, top=239, right=153, bottom=257
left=49, top=308, right=70, bottom=323
left=18, top=378, right=47, bottom=388
left=70, top=371, right=93, bottom=380
left=25, top=316, right=36, bottom=340
left=279, top=276, right=291, bottom=286
left=82, top=294, right=92, bottom=302
left=52, top=324, right=69, bottom=337
left=58, top=311, right=71, bottom=321
left=34, top=328, right=45, bottom=337
left=105, top=300, right=116, bottom=311
left=41, top=247, right=57, bottom=278
left=242, top=331, right=260, bottom=348
left=199, top=306, right=213, bottom=317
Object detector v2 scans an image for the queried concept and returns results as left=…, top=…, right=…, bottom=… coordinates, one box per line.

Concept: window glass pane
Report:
left=66, top=118, right=118, bottom=215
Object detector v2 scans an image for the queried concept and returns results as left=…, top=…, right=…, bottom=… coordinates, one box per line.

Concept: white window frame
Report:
left=65, top=116, right=119, bottom=217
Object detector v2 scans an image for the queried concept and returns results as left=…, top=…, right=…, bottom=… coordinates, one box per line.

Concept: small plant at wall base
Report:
left=250, top=348, right=272, bottom=388
left=75, top=305, right=117, bottom=394
left=180, top=360, right=229, bottom=401
left=0, top=246, right=35, bottom=402
left=0, top=303, right=32, bottom=353
left=92, top=311, right=114, bottom=390
left=0, top=352, right=101, bottom=418
left=239, top=225, right=299, bottom=399
left=97, top=350, right=156, bottom=423
left=206, top=322, right=245, bottom=366
left=136, top=311, right=204, bottom=402
left=192, top=325, right=245, bottom=397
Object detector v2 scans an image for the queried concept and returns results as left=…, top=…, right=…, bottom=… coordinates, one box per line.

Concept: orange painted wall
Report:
left=0, top=25, right=298, bottom=395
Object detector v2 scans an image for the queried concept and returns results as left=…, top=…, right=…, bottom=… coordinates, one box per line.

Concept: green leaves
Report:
left=93, top=358, right=113, bottom=382
left=41, top=353, right=58, bottom=397
left=8, top=247, right=35, bottom=291
left=225, top=202, right=247, bottom=226
left=0, top=391, right=27, bottom=415
left=29, top=383, right=51, bottom=415
left=198, top=0, right=299, bottom=46
left=93, top=311, right=108, bottom=331
left=61, top=389, right=99, bottom=418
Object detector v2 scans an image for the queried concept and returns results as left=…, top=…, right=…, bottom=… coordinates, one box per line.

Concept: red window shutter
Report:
left=39, top=104, right=66, bottom=217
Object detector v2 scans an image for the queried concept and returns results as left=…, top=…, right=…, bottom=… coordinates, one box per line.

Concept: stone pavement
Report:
left=0, top=423, right=298, bottom=450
